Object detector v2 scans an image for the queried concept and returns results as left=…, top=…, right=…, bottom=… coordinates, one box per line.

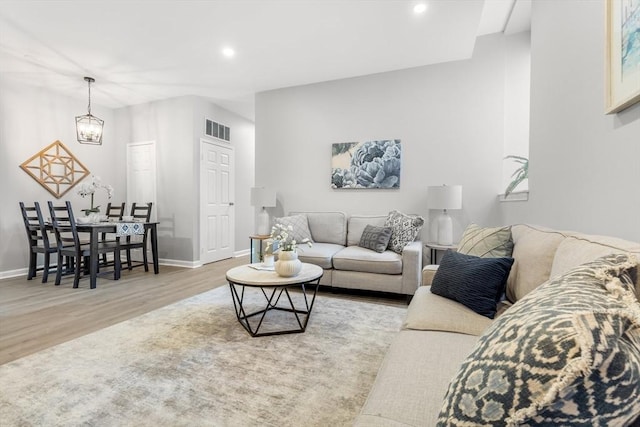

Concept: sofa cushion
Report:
left=384, top=210, right=424, bottom=254
left=354, top=330, right=479, bottom=427
left=347, top=215, right=387, bottom=246
left=438, top=253, right=640, bottom=426
left=291, top=211, right=347, bottom=245
left=273, top=214, right=314, bottom=243
left=359, top=225, right=393, bottom=253
left=403, top=286, right=493, bottom=336
left=296, top=243, right=345, bottom=269
left=505, top=224, right=566, bottom=303
left=551, top=234, right=640, bottom=296
left=333, top=246, right=403, bottom=275
left=430, top=251, right=514, bottom=319
left=457, top=224, right=514, bottom=258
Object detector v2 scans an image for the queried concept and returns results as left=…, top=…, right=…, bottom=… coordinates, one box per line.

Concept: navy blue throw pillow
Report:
left=430, top=251, right=514, bottom=319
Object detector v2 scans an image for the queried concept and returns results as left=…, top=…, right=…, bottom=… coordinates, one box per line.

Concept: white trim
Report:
left=0, top=268, right=28, bottom=280
left=158, top=259, right=203, bottom=269
left=234, top=249, right=250, bottom=258
left=499, top=190, right=529, bottom=202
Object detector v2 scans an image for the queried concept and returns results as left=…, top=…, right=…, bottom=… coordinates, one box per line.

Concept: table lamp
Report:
left=427, top=185, right=462, bottom=245
left=251, top=187, right=277, bottom=235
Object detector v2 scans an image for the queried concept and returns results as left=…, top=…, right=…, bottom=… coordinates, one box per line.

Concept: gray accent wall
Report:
left=499, top=0, right=640, bottom=242
left=255, top=34, right=516, bottom=242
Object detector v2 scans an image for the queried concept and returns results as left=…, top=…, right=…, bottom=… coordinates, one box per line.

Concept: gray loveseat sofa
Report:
left=286, top=211, right=423, bottom=296
left=355, top=224, right=640, bottom=425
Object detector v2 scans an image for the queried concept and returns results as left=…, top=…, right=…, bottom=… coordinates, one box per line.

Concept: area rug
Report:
left=0, top=286, right=406, bottom=426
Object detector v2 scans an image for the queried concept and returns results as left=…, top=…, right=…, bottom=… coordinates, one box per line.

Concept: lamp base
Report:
left=257, top=208, right=271, bottom=235
left=436, top=210, right=453, bottom=246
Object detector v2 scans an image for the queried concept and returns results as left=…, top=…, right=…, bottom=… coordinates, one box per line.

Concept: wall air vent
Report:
left=205, top=118, right=231, bottom=142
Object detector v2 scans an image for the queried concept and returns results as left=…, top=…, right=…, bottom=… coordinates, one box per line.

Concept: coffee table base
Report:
left=228, top=280, right=320, bottom=337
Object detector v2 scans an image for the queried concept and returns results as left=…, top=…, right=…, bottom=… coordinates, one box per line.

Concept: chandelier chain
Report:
left=87, top=79, right=92, bottom=115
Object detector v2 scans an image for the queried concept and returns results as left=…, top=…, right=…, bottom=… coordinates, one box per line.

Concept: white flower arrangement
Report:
left=266, top=223, right=312, bottom=253
left=77, top=175, right=113, bottom=214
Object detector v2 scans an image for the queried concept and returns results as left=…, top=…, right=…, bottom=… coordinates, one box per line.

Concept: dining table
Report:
left=74, top=221, right=159, bottom=289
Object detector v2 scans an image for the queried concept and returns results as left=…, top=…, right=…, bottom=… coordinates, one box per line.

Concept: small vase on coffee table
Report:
left=275, top=250, right=302, bottom=277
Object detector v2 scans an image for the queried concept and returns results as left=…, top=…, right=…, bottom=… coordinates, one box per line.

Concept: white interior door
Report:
left=200, top=139, right=234, bottom=264
left=126, top=141, right=157, bottom=220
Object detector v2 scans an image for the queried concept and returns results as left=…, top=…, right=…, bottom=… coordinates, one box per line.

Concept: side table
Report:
left=249, top=234, right=271, bottom=263
left=425, top=242, right=457, bottom=264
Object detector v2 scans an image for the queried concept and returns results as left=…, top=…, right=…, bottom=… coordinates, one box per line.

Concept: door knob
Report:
left=228, top=202, right=235, bottom=206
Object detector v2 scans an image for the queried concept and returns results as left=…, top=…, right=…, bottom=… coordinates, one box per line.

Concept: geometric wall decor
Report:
left=19, top=140, right=90, bottom=198
left=331, top=139, right=402, bottom=189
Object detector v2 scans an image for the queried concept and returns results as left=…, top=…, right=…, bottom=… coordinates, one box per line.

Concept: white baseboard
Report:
left=0, top=268, right=28, bottom=280
left=2, top=253, right=251, bottom=278
left=158, top=259, right=203, bottom=269
left=234, top=249, right=250, bottom=258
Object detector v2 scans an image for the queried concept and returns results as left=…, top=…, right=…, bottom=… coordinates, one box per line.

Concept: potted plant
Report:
left=504, top=155, right=528, bottom=197
left=266, top=223, right=312, bottom=277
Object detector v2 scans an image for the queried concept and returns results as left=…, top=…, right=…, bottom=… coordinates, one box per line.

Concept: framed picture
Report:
left=331, top=140, right=401, bottom=189
left=605, top=0, right=640, bottom=114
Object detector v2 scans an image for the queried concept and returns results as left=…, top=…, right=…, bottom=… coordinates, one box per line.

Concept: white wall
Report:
left=502, top=31, right=531, bottom=193
left=500, top=0, right=640, bottom=242
left=114, top=96, right=197, bottom=264
left=192, top=97, right=255, bottom=255
left=255, top=34, right=515, bottom=242
left=0, top=84, right=255, bottom=275
left=114, top=96, right=256, bottom=265
left=0, top=80, right=119, bottom=275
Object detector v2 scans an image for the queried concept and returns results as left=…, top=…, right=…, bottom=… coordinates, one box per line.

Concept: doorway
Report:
left=126, top=141, right=157, bottom=220
left=200, top=139, right=234, bottom=264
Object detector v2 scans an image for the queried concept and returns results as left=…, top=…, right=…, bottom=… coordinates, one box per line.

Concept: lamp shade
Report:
left=250, top=187, right=276, bottom=208
left=427, top=185, right=462, bottom=210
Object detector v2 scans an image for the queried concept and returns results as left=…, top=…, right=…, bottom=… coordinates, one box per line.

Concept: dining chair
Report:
left=100, top=202, right=126, bottom=266
left=48, top=201, right=121, bottom=288
left=19, top=202, right=57, bottom=283
left=121, top=202, right=153, bottom=271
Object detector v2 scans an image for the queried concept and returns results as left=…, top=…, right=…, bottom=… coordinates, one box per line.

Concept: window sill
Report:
left=499, top=191, right=529, bottom=202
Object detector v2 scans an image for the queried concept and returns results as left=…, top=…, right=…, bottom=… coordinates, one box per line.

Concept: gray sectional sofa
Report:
left=287, top=211, right=423, bottom=296
left=355, top=224, right=640, bottom=426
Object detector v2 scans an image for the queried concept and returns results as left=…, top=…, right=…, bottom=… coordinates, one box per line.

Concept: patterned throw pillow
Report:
left=273, top=214, right=314, bottom=243
left=438, top=253, right=640, bottom=426
left=431, top=251, right=514, bottom=319
left=358, top=224, right=393, bottom=253
left=384, top=210, right=424, bottom=254
left=458, top=224, right=514, bottom=258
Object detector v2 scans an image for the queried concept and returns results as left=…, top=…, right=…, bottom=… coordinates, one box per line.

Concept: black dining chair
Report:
left=121, top=202, right=153, bottom=271
left=100, top=202, right=126, bottom=266
left=19, top=202, right=57, bottom=283
left=48, top=201, right=121, bottom=288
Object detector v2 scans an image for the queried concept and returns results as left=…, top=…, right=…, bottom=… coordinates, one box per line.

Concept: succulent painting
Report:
left=331, top=140, right=401, bottom=189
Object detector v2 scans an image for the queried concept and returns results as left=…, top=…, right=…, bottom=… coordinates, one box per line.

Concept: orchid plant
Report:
left=265, top=223, right=312, bottom=254
left=77, top=175, right=113, bottom=215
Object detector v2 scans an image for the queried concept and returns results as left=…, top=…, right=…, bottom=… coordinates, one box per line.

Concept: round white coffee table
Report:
left=226, top=263, right=323, bottom=337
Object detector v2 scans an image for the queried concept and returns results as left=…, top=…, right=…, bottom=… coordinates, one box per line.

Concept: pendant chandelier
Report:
left=75, top=76, right=104, bottom=145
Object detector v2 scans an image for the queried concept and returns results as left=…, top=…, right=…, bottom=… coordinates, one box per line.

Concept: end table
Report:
left=250, top=234, right=271, bottom=263
left=425, top=242, right=457, bottom=264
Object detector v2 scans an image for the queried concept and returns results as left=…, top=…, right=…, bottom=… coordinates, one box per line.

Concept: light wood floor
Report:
left=0, top=257, right=407, bottom=366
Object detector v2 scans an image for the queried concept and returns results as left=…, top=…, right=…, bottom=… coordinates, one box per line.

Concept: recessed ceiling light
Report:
left=413, top=3, right=427, bottom=14
left=222, top=47, right=235, bottom=58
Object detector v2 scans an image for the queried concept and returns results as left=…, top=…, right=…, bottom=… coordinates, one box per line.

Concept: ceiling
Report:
left=0, top=0, right=530, bottom=121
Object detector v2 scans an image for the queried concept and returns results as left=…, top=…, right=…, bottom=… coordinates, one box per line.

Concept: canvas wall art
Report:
left=605, top=0, right=640, bottom=113
left=331, top=139, right=401, bottom=189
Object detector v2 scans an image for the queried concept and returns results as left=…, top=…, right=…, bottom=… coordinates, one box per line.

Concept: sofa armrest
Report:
left=422, top=265, right=439, bottom=286
left=401, top=241, right=423, bottom=295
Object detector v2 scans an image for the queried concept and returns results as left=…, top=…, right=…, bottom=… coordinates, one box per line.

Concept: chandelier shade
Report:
left=76, top=77, right=104, bottom=145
